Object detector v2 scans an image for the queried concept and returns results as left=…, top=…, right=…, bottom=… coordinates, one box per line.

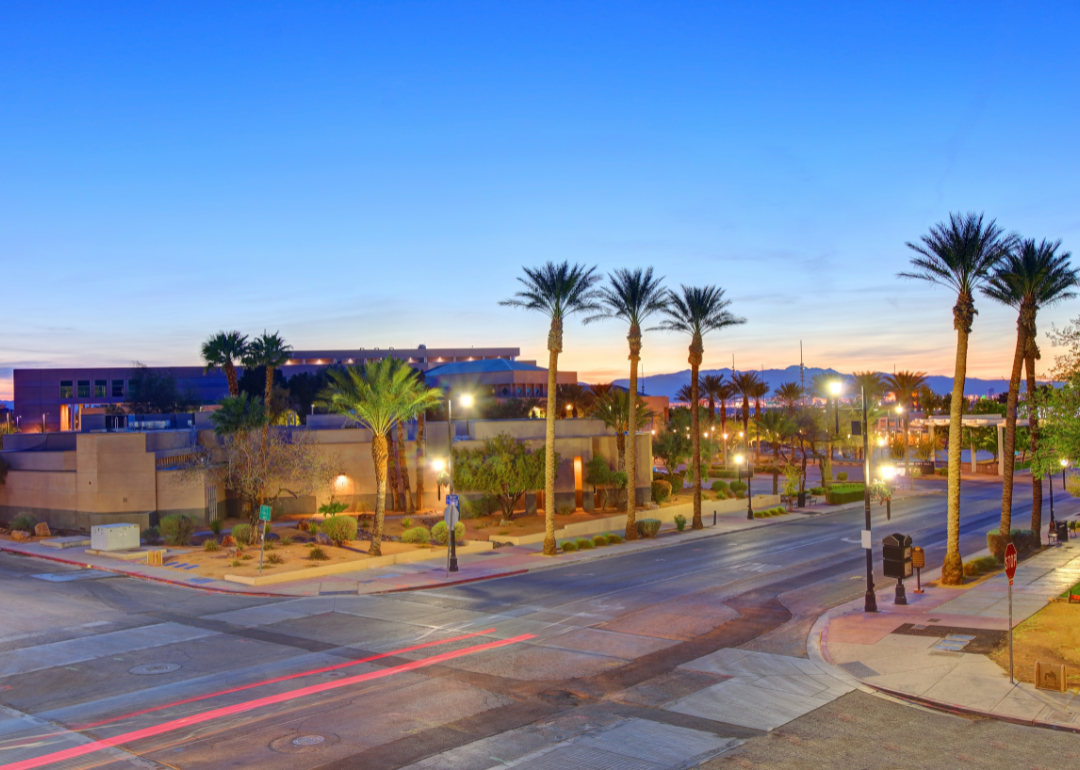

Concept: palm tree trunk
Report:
left=1025, top=350, right=1042, bottom=538
left=225, top=361, right=239, bottom=397
left=264, top=367, right=274, bottom=411
left=689, top=336, right=704, bottom=530
left=942, top=325, right=969, bottom=586
left=720, top=405, right=727, bottom=466
left=999, top=326, right=1026, bottom=544
left=415, top=413, right=426, bottom=511
left=370, top=433, right=388, bottom=557
left=543, top=341, right=560, bottom=556
left=625, top=333, right=640, bottom=540
left=398, top=419, right=414, bottom=515
left=387, top=427, right=400, bottom=511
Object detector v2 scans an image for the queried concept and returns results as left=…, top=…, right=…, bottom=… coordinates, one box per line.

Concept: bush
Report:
left=431, top=520, right=466, bottom=545
left=267, top=553, right=285, bottom=565
left=308, top=545, right=329, bottom=561
left=561, top=540, right=578, bottom=552
left=987, top=528, right=1039, bottom=560
left=229, top=559, right=242, bottom=567
left=730, top=480, right=747, bottom=495
left=962, top=555, right=999, bottom=577
left=231, top=523, right=252, bottom=547
left=401, top=526, right=432, bottom=545
left=318, top=500, right=349, bottom=516
left=607, top=533, right=623, bottom=544
left=837, top=471, right=849, bottom=481
left=320, top=516, right=358, bottom=546
left=710, top=480, right=730, bottom=493
left=280, top=535, right=293, bottom=546
left=575, top=537, right=594, bottom=550
left=935, top=467, right=948, bottom=476
left=674, top=514, right=687, bottom=532
left=651, top=479, right=672, bottom=503
left=557, top=504, right=576, bottom=515
left=141, top=526, right=161, bottom=544
left=160, top=514, right=196, bottom=546
left=402, top=517, right=413, bottom=529
left=10, top=513, right=36, bottom=532
left=208, top=518, right=224, bottom=537
left=637, top=518, right=662, bottom=538
left=669, top=474, right=684, bottom=493
left=592, top=534, right=609, bottom=547
left=461, top=496, right=498, bottom=519
left=203, top=539, right=220, bottom=552
left=826, top=484, right=865, bottom=505
left=809, top=486, right=826, bottom=496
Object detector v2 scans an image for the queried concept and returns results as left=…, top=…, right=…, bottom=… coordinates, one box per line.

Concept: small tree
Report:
left=584, top=454, right=612, bottom=508
left=869, top=479, right=894, bottom=520
left=453, top=433, right=553, bottom=525
left=782, top=463, right=801, bottom=509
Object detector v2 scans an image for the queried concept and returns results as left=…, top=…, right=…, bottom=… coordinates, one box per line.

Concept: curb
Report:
left=374, top=569, right=530, bottom=593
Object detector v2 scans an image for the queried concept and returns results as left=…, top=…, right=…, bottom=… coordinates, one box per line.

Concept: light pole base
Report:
left=864, top=590, right=878, bottom=613
left=894, top=579, right=907, bottom=605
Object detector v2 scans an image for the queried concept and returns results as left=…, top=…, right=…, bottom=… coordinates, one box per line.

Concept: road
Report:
left=1, top=477, right=1077, bottom=769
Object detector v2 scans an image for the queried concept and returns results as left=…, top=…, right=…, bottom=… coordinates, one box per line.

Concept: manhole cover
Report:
left=129, top=663, right=181, bottom=675
left=293, top=736, right=325, bottom=746
left=270, top=732, right=340, bottom=753
left=322, top=671, right=345, bottom=678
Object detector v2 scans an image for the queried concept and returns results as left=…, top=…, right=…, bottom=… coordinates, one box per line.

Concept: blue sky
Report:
left=3, top=1, right=1080, bottom=397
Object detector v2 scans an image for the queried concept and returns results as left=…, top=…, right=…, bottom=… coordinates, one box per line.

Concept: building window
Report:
left=60, top=381, right=73, bottom=399
left=77, top=380, right=90, bottom=398
left=112, top=380, right=124, bottom=397
left=94, top=380, right=107, bottom=398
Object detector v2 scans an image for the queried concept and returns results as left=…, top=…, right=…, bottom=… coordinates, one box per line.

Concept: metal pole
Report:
left=1008, top=579, right=1014, bottom=684
left=447, top=394, right=458, bottom=573
left=863, top=384, right=877, bottom=612
left=745, top=451, right=753, bottom=520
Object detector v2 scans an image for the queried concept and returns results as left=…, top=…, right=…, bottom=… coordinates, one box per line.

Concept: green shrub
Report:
left=557, top=504, right=576, bottom=515
left=730, top=480, right=747, bottom=494
left=674, top=514, right=687, bottom=532
left=141, top=526, right=161, bottom=544
left=318, top=500, right=349, bottom=516
left=809, top=486, right=826, bottom=495
left=608, top=533, right=623, bottom=544
left=561, top=540, right=578, bottom=552
left=229, top=559, right=242, bottom=567
left=826, top=484, right=865, bottom=505
left=266, top=553, right=285, bottom=565
left=431, top=520, right=466, bottom=545
left=592, top=534, right=609, bottom=547
left=280, top=535, right=293, bottom=546
left=10, top=513, right=36, bottom=532
left=320, top=516, right=358, bottom=546
left=837, top=471, right=849, bottom=481
left=935, top=467, right=947, bottom=476
left=402, top=517, right=413, bottom=529
left=651, top=479, right=672, bottom=503
left=576, top=537, right=594, bottom=550
left=203, top=539, right=220, bottom=552
left=636, top=518, right=662, bottom=538
left=160, top=514, right=196, bottom=546
left=231, top=523, right=252, bottom=546
left=241, top=553, right=253, bottom=560
left=461, top=496, right=498, bottom=519
left=710, top=480, right=730, bottom=493
left=208, top=518, right=224, bottom=537
left=669, top=474, right=684, bottom=493
left=401, top=526, right=432, bottom=545
left=963, top=555, right=999, bottom=577
left=308, top=545, right=329, bottom=561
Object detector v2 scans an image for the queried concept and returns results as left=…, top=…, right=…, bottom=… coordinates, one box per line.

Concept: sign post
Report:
left=1004, top=542, right=1018, bottom=684
left=258, top=505, right=272, bottom=575
left=444, top=495, right=460, bottom=575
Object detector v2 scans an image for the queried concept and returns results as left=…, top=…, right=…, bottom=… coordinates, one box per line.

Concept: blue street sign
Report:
left=259, top=505, right=272, bottom=522
left=446, top=494, right=459, bottom=507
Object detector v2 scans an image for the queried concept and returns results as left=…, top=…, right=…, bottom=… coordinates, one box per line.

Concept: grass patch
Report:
left=989, top=601, right=1080, bottom=690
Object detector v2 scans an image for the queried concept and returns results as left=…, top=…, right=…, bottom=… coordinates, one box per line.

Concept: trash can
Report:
left=882, top=533, right=913, bottom=605
left=1056, top=521, right=1069, bottom=543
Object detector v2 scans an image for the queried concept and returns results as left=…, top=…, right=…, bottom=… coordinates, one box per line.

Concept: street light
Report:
left=734, top=452, right=753, bottom=520
left=1050, top=457, right=1069, bottom=539
left=829, top=380, right=842, bottom=436
left=861, top=383, right=877, bottom=612
left=431, top=458, right=447, bottom=501
left=880, top=464, right=896, bottom=521
left=445, top=392, right=473, bottom=572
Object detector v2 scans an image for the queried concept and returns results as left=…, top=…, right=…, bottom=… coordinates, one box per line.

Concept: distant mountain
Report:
left=609, top=365, right=1014, bottom=401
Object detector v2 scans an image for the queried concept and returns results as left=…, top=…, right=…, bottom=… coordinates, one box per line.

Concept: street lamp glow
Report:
left=460, top=394, right=474, bottom=407
left=431, top=458, right=446, bottom=472
left=1061, top=458, right=1070, bottom=468
left=881, top=465, right=897, bottom=480
left=895, top=404, right=904, bottom=414
left=734, top=453, right=744, bottom=465
left=829, top=380, right=842, bottom=396
left=722, top=433, right=728, bottom=440
left=877, top=436, right=886, bottom=447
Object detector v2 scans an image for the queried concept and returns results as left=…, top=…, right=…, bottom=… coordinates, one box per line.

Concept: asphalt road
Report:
left=0, top=478, right=1076, bottom=769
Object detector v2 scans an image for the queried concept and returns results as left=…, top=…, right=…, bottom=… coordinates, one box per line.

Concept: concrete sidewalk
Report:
left=819, top=541, right=1080, bottom=731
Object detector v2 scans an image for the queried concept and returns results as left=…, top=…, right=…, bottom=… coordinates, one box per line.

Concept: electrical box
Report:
left=91, top=523, right=140, bottom=551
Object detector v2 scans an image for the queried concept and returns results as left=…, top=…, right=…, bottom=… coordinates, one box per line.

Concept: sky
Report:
left=3, top=1, right=1080, bottom=399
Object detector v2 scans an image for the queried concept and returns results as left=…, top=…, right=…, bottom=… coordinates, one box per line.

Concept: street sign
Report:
left=259, top=505, right=272, bottom=522
left=444, top=503, right=460, bottom=528
left=1004, top=543, right=1018, bottom=585
left=445, top=494, right=459, bottom=507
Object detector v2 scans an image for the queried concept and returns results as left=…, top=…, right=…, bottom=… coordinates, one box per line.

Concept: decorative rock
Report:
left=315, top=532, right=332, bottom=546
left=265, top=531, right=280, bottom=541
left=11, top=530, right=29, bottom=541
left=34, top=522, right=51, bottom=537
left=221, top=535, right=235, bottom=547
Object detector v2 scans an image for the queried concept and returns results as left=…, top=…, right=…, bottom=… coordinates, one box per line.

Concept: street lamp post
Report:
left=1050, top=457, right=1069, bottom=542
left=735, top=453, right=753, bottom=520
left=881, top=464, right=896, bottom=521
left=445, top=393, right=473, bottom=573
left=862, top=384, right=877, bottom=612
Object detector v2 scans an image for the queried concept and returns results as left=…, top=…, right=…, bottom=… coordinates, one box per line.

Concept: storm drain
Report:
left=932, top=634, right=976, bottom=653
left=270, top=732, right=340, bottom=754
left=129, top=663, right=181, bottom=675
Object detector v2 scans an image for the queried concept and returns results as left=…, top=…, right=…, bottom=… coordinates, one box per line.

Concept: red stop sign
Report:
left=1004, top=543, right=1018, bottom=585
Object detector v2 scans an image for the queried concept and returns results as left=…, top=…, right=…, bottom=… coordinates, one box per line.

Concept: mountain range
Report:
left=611, top=365, right=1014, bottom=401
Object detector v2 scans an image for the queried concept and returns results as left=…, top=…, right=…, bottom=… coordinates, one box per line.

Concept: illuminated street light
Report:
left=829, top=380, right=843, bottom=396
left=881, top=465, right=897, bottom=480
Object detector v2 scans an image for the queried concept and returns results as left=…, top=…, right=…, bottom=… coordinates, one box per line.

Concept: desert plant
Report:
left=318, top=500, right=349, bottom=516
left=730, top=480, right=747, bottom=495
left=320, top=516, right=358, bottom=546
left=160, top=514, right=196, bottom=546
left=208, top=518, right=224, bottom=537
left=431, top=520, right=466, bottom=546
left=557, top=504, right=575, bottom=515
left=575, top=537, right=594, bottom=550
left=401, top=526, right=432, bottom=545
left=674, top=514, right=687, bottom=532
left=592, top=534, right=609, bottom=546
left=710, top=480, right=730, bottom=493
left=561, top=540, right=578, bottom=552
left=607, top=533, right=623, bottom=544
left=266, top=553, right=284, bottom=565
left=836, top=471, right=849, bottom=481
left=203, top=539, right=220, bottom=552
left=651, top=479, right=672, bottom=503
left=280, top=535, right=293, bottom=546
left=10, top=513, right=36, bottom=532
left=141, top=526, right=161, bottom=544
left=241, top=553, right=253, bottom=560
left=231, top=523, right=252, bottom=546
left=229, top=559, right=242, bottom=567
left=308, top=545, right=329, bottom=561
left=402, top=517, right=413, bottom=529
left=636, top=518, right=662, bottom=538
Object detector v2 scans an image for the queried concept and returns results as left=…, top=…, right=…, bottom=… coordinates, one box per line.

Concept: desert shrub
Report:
left=208, top=518, right=224, bottom=537
left=962, top=555, right=999, bottom=577
left=401, top=526, right=432, bottom=545
left=241, top=553, right=253, bottom=560
left=141, top=526, right=161, bottom=544
left=229, top=559, right=242, bottom=567
left=318, top=500, right=349, bottom=516
left=561, top=540, right=578, bottom=552
left=674, top=514, right=687, bottom=532
left=320, top=516, right=358, bottom=546
left=607, top=533, right=623, bottom=544
left=935, top=467, right=948, bottom=476
left=402, top=517, right=413, bottom=529
left=826, top=484, right=865, bottom=505
left=668, top=474, right=684, bottom=493
left=231, top=523, right=252, bottom=546
left=576, top=537, right=594, bottom=550
left=592, top=534, right=609, bottom=547
left=556, top=504, right=575, bottom=515
left=431, top=520, right=466, bottom=545
left=10, top=513, right=36, bottom=532
left=730, top=480, right=747, bottom=495
left=280, top=535, right=293, bottom=546
left=837, top=471, right=849, bottom=481
left=710, top=480, right=730, bottom=493
left=809, top=486, right=826, bottom=495
left=203, top=539, right=220, bottom=552
left=160, top=514, right=196, bottom=546
left=308, top=545, right=329, bottom=561
left=636, top=518, right=662, bottom=538
left=266, top=553, right=285, bottom=565
left=651, top=480, right=672, bottom=503
left=461, top=496, right=498, bottom=519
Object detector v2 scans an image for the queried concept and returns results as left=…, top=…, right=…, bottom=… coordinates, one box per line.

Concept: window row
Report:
left=59, top=380, right=125, bottom=399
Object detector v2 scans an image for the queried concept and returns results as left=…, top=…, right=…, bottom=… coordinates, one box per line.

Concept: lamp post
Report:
left=445, top=392, right=473, bottom=572
left=735, top=453, right=753, bottom=520
left=862, top=384, right=877, bottom=612
left=880, top=464, right=896, bottom=521
left=1050, top=457, right=1068, bottom=540
left=829, top=380, right=842, bottom=478
left=432, top=459, right=446, bottom=501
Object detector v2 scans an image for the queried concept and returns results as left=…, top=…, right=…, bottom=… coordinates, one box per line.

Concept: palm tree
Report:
left=730, top=370, right=759, bottom=467
left=243, top=332, right=293, bottom=410
left=201, top=331, right=248, bottom=397
left=556, top=383, right=594, bottom=418
left=501, top=262, right=601, bottom=555
left=317, top=359, right=443, bottom=556
left=758, top=410, right=797, bottom=493
left=659, top=286, right=746, bottom=530
left=700, top=374, right=726, bottom=425
left=984, top=238, right=1077, bottom=542
left=851, top=371, right=885, bottom=404
left=750, top=380, right=770, bottom=461
left=675, top=382, right=701, bottom=406
left=901, top=212, right=1013, bottom=584
left=585, top=268, right=668, bottom=539
left=589, top=382, right=615, bottom=399
left=884, top=371, right=929, bottom=489
left=776, top=382, right=804, bottom=415
left=208, top=393, right=266, bottom=436
left=588, top=390, right=657, bottom=473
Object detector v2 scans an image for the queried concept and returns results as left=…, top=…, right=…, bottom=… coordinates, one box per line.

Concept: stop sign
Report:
left=1004, top=543, right=1018, bottom=585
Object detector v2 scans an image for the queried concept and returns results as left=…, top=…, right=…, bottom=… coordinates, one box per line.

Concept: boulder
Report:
left=221, top=535, right=236, bottom=547
left=34, top=522, right=51, bottom=538
left=11, top=530, right=29, bottom=541
left=315, top=532, right=333, bottom=546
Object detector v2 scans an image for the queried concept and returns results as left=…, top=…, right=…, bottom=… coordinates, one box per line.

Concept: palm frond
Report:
left=500, top=261, right=602, bottom=319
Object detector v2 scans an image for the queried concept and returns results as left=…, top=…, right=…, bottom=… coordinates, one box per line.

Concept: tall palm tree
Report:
left=501, top=262, right=601, bottom=555
left=585, top=268, right=668, bottom=539
left=984, top=238, right=1077, bottom=542
left=201, top=331, right=248, bottom=397
left=589, top=382, right=615, bottom=399
left=659, top=286, right=746, bottom=530
left=588, top=390, right=657, bottom=473
left=675, top=382, right=701, bottom=406
left=317, top=359, right=443, bottom=556
left=776, top=382, right=804, bottom=415
left=700, top=374, right=726, bottom=425
left=851, top=371, right=885, bottom=404
left=208, top=392, right=266, bottom=436
left=730, top=370, right=759, bottom=467
left=556, top=383, right=594, bottom=418
left=884, top=371, right=929, bottom=489
left=750, top=379, right=770, bottom=461
left=901, top=212, right=1013, bottom=584
left=243, top=332, right=293, bottom=410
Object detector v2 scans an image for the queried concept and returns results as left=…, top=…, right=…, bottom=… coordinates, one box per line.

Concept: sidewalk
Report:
left=0, top=489, right=932, bottom=597
left=819, top=540, right=1080, bottom=732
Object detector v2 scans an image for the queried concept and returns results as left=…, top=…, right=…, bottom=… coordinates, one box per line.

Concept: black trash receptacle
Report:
left=1057, top=521, right=1069, bottom=543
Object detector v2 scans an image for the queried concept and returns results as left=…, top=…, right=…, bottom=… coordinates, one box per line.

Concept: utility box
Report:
left=882, top=533, right=913, bottom=579
left=91, top=523, right=140, bottom=552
